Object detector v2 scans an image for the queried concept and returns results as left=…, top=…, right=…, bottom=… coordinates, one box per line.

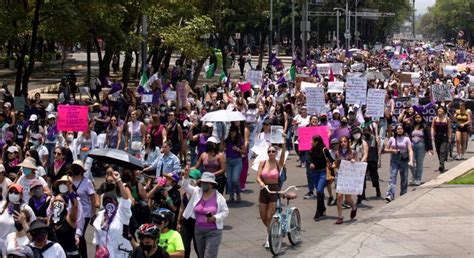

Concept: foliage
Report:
left=448, top=170, right=474, bottom=185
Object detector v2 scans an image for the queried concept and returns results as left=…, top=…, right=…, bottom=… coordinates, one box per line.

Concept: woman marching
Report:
left=409, top=113, right=433, bottom=186
left=454, top=101, right=471, bottom=160
left=307, top=135, right=334, bottom=221
left=431, top=106, right=451, bottom=172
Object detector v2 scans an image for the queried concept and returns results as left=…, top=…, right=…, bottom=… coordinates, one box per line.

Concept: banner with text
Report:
left=297, top=126, right=329, bottom=151
left=57, top=105, right=89, bottom=132
left=335, top=160, right=367, bottom=195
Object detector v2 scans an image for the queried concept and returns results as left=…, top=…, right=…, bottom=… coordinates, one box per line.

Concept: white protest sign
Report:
left=365, top=89, right=385, bottom=118
left=305, top=86, right=325, bottom=115
left=327, top=81, right=344, bottom=93
left=443, top=66, right=457, bottom=77
left=431, top=84, right=453, bottom=102
left=142, top=94, right=153, bottom=103
left=300, top=81, right=318, bottom=92
left=335, top=160, right=367, bottom=195
left=246, top=70, right=263, bottom=86
left=389, top=59, right=401, bottom=70
left=251, top=138, right=270, bottom=156
left=166, top=90, right=177, bottom=101
left=346, top=76, right=367, bottom=105
left=330, top=63, right=343, bottom=75
left=270, top=126, right=284, bottom=144
left=351, top=63, right=365, bottom=72
left=251, top=150, right=289, bottom=172
left=317, top=63, right=330, bottom=75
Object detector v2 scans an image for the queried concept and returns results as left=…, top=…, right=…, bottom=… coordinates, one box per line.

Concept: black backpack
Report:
left=29, top=241, right=55, bottom=258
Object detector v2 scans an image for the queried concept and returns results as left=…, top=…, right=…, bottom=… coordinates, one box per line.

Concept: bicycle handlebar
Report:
left=263, top=185, right=297, bottom=194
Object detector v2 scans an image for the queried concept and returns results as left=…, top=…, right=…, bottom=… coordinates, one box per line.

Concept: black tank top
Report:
left=52, top=221, right=78, bottom=254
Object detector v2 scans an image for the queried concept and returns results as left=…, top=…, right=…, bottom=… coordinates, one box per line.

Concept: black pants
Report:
left=434, top=137, right=449, bottom=167
left=79, top=217, right=90, bottom=258
left=215, top=176, right=226, bottom=195
left=367, top=161, right=380, bottom=188
left=182, top=218, right=198, bottom=258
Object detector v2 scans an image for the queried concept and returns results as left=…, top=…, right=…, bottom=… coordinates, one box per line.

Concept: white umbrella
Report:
left=384, top=46, right=393, bottom=51
left=201, top=110, right=246, bottom=122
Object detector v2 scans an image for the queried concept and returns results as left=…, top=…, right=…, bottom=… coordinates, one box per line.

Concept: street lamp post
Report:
left=269, top=0, right=273, bottom=63
left=344, top=0, right=350, bottom=50
left=292, top=0, right=295, bottom=57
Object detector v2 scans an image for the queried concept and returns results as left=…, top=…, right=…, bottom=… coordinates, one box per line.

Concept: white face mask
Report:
left=66, top=135, right=74, bottom=142
left=353, top=133, right=361, bottom=140
left=58, top=184, right=68, bottom=194
left=9, top=193, right=20, bottom=204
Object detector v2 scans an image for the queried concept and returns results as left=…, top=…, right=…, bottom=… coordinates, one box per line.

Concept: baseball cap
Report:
left=207, top=136, right=220, bottom=144
left=29, top=114, right=38, bottom=122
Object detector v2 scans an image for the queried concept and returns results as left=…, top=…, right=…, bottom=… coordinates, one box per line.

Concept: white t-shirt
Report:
left=0, top=178, right=12, bottom=201
left=17, top=175, right=48, bottom=203
left=6, top=233, right=30, bottom=256
left=0, top=202, right=36, bottom=256
left=30, top=241, right=66, bottom=258
left=73, top=177, right=95, bottom=218
left=35, top=166, right=47, bottom=178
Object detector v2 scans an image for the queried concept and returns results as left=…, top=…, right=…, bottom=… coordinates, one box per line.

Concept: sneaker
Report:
left=385, top=196, right=392, bottom=203
left=335, top=217, right=344, bottom=225
left=342, top=201, right=351, bottom=209
left=264, top=240, right=269, bottom=249
left=413, top=180, right=421, bottom=186
left=350, top=207, right=358, bottom=219
left=329, top=198, right=337, bottom=206
left=304, top=191, right=315, bottom=199
left=327, top=196, right=334, bottom=206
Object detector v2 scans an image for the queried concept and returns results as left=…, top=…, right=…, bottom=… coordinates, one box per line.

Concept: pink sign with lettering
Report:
left=297, top=126, right=329, bottom=151
left=239, top=82, right=251, bottom=93
left=57, top=105, right=89, bottom=132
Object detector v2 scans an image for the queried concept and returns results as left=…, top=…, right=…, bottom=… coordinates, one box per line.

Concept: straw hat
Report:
left=17, top=157, right=37, bottom=170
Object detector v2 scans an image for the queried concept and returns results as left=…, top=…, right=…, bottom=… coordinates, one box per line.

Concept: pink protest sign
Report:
left=57, top=105, right=89, bottom=132
left=297, top=126, right=329, bottom=151
left=239, top=82, right=251, bottom=93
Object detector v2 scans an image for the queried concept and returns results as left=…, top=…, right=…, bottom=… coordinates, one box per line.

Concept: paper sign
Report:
left=251, top=138, right=270, bottom=156
left=350, top=63, right=365, bottom=72
left=335, top=160, right=367, bottom=195
left=431, top=84, right=453, bottom=102
left=246, top=70, right=263, bottom=86
left=305, top=87, right=326, bottom=115
left=13, top=96, right=25, bottom=112
left=346, top=76, right=367, bottom=105
left=270, top=126, right=284, bottom=144
left=300, top=81, right=318, bottom=92
left=365, top=89, right=385, bottom=118
left=443, top=66, right=457, bottom=77
left=400, top=73, right=411, bottom=83
left=328, top=81, right=344, bottom=93
left=297, top=126, right=329, bottom=151
left=142, top=94, right=153, bottom=103
left=317, top=63, right=330, bottom=75
left=57, top=105, right=89, bottom=132
left=239, top=82, right=252, bottom=93
left=166, top=90, right=177, bottom=101
left=389, top=59, right=401, bottom=70
left=330, top=63, right=343, bottom=75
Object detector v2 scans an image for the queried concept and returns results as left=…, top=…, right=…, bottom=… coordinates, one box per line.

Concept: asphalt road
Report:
left=84, top=143, right=472, bottom=258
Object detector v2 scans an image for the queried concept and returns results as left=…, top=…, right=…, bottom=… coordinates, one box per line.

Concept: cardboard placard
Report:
left=57, top=105, right=89, bottom=132
left=365, top=89, right=385, bottom=118
left=431, top=84, right=453, bottom=102
left=335, top=160, right=367, bottom=195
left=297, top=126, right=329, bottom=151
left=346, top=76, right=367, bottom=105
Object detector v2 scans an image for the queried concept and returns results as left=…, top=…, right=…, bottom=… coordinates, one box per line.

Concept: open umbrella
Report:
left=201, top=110, right=246, bottom=122
left=384, top=46, right=393, bottom=51
left=88, top=148, right=144, bottom=170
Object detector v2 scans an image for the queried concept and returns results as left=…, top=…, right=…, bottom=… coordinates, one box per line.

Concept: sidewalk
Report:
left=298, top=158, right=474, bottom=258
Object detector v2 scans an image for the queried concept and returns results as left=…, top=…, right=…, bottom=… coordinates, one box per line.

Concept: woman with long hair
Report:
left=256, top=142, right=286, bottom=248
left=148, top=114, right=167, bottom=148
left=431, top=106, right=451, bottom=172
left=105, top=115, right=123, bottom=149
left=334, top=136, right=358, bottom=224
left=384, top=124, right=414, bottom=202
left=224, top=125, right=244, bottom=203
left=307, top=135, right=334, bottom=221
left=141, top=133, right=160, bottom=167
left=191, top=138, right=227, bottom=194
left=409, top=113, right=433, bottom=186
left=351, top=128, right=368, bottom=205
left=47, top=147, right=70, bottom=185
left=125, top=110, right=146, bottom=156
left=454, top=101, right=471, bottom=160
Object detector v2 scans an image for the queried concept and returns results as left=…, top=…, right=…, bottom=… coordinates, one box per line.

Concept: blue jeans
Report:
left=387, top=155, right=409, bottom=199
left=412, top=142, right=426, bottom=182
left=190, top=146, right=198, bottom=166
left=226, top=157, right=243, bottom=196
left=310, top=168, right=327, bottom=194
left=286, top=125, right=293, bottom=151
left=305, top=166, right=315, bottom=193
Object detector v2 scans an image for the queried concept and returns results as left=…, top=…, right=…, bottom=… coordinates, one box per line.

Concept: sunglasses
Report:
left=111, top=119, right=117, bottom=122
left=168, top=114, right=175, bottom=117
left=267, top=150, right=277, bottom=154
left=7, top=152, right=15, bottom=155
left=54, top=152, right=62, bottom=156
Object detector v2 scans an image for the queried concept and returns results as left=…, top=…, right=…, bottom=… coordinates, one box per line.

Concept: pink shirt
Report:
left=194, top=192, right=218, bottom=229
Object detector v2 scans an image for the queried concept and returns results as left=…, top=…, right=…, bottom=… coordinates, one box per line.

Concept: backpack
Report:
left=29, top=241, right=55, bottom=258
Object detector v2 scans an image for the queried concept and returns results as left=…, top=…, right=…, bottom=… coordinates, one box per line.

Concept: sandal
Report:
left=335, top=217, right=344, bottom=225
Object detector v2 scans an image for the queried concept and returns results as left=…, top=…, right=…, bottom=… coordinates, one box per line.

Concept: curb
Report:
left=420, top=157, right=474, bottom=188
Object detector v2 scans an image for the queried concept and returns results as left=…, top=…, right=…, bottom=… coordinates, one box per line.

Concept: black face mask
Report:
left=320, top=118, right=327, bottom=123
left=104, top=182, right=116, bottom=192
left=14, top=221, right=23, bottom=231
left=140, top=243, right=154, bottom=252
left=6, top=140, right=12, bottom=145
left=72, top=169, right=82, bottom=176
left=364, top=133, right=371, bottom=139
left=121, top=174, right=132, bottom=183
left=341, top=121, right=348, bottom=126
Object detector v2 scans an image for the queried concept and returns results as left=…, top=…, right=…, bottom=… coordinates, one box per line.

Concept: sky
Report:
left=415, top=0, right=436, bottom=15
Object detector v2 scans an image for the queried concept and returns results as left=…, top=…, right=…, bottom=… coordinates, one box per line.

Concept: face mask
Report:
left=160, top=107, right=166, bottom=112
left=104, top=182, right=116, bottom=192
left=140, top=243, right=153, bottom=252
left=23, top=168, right=32, bottom=176
left=9, top=193, right=20, bottom=204
left=353, top=133, right=361, bottom=140
left=201, top=183, right=211, bottom=193
left=66, top=135, right=74, bottom=142
left=144, top=118, right=150, bottom=124
left=58, top=184, right=68, bottom=194
left=341, top=121, right=348, bottom=126
left=32, top=141, right=39, bottom=147
left=121, top=174, right=132, bottom=183
left=33, top=187, right=43, bottom=198
left=32, top=232, right=48, bottom=242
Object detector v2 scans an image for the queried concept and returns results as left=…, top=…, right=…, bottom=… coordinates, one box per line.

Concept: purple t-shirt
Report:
left=197, top=134, right=209, bottom=157
left=194, top=192, right=218, bottom=229
left=388, top=136, right=411, bottom=154
left=225, top=137, right=243, bottom=159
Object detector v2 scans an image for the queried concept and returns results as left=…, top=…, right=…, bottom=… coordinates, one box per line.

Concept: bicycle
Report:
left=263, top=185, right=302, bottom=256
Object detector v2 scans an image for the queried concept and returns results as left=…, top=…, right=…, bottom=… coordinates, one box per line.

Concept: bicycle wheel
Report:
left=268, top=216, right=282, bottom=256
left=288, top=208, right=301, bottom=245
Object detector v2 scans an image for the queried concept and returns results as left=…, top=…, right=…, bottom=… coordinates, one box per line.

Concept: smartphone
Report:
left=13, top=203, right=21, bottom=213
left=206, top=212, right=212, bottom=218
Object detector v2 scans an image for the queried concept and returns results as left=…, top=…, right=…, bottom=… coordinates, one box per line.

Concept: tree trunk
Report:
left=92, top=35, right=103, bottom=65
left=152, top=47, right=166, bottom=74
left=258, top=32, right=267, bottom=69
left=99, top=46, right=113, bottom=79
left=190, top=57, right=207, bottom=90
left=86, top=41, right=91, bottom=85
left=162, top=47, right=173, bottom=78
left=134, top=51, right=139, bottom=79
left=21, top=0, right=42, bottom=97
left=14, top=43, right=28, bottom=97
left=121, top=51, right=133, bottom=90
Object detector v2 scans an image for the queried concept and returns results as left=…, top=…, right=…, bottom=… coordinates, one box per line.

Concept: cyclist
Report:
left=132, top=223, right=169, bottom=258
left=151, top=208, right=184, bottom=257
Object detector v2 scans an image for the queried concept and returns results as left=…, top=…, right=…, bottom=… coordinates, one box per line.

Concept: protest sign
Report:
left=142, top=94, right=153, bottom=103
left=389, top=59, right=401, bottom=70
left=305, top=86, right=325, bottom=115
left=400, top=73, right=411, bottom=83
left=57, top=105, right=89, bottom=132
left=365, top=89, right=385, bottom=118
left=431, top=84, right=453, bottom=102
left=346, top=76, right=367, bottom=105
left=443, top=66, right=457, bottom=77
left=421, top=105, right=437, bottom=123
left=238, top=82, right=252, bottom=93
left=246, top=70, right=263, bottom=86
left=251, top=138, right=270, bottom=156
left=297, top=126, right=329, bottom=151
left=335, top=160, right=367, bottom=195
left=327, top=81, right=344, bottom=93
left=13, top=96, right=25, bottom=112
left=393, top=97, right=410, bottom=117
left=350, top=63, right=365, bottom=72
left=317, top=63, right=330, bottom=75
left=166, top=90, right=177, bottom=101
left=329, top=63, right=343, bottom=75
left=270, top=126, right=284, bottom=144
left=300, top=81, right=318, bottom=92
left=296, top=75, right=312, bottom=89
